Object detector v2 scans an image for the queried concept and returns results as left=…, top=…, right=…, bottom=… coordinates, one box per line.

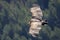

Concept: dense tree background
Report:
left=0, top=0, right=60, bottom=40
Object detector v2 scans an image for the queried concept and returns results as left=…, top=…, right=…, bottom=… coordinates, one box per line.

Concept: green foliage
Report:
left=0, top=0, right=60, bottom=40
left=42, top=0, right=60, bottom=40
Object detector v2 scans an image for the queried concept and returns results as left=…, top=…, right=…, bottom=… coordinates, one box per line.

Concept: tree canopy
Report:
left=0, top=0, right=60, bottom=40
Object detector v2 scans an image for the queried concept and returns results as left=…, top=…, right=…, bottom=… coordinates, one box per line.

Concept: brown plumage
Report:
left=29, top=4, right=47, bottom=37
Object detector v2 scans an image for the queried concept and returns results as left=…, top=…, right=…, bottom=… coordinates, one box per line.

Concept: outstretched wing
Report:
left=29, top=4, right=43, bottom=37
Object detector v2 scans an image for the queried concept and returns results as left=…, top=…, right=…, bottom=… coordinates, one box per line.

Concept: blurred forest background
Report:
left=0, top=0, right=60, bottom=40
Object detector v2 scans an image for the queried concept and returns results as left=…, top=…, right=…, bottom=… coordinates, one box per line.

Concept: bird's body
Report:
left=29, top=4, right=47, bottom=37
